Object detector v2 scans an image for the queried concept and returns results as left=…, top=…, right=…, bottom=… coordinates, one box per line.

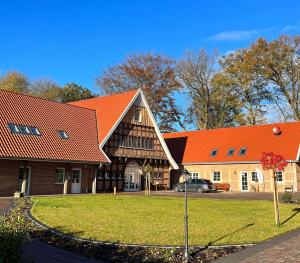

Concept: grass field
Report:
left=31, top=195, right=300, bottom=246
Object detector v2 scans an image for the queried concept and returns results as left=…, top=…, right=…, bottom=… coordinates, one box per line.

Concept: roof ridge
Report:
left=69, top=88, right=139, bottom=104
left=0, top=88, right=96, bottom=112
left=165, top=121, right=300, bottom=135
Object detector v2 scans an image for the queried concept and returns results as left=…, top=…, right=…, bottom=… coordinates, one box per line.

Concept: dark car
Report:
left=174, top=179, right=215, bottom=193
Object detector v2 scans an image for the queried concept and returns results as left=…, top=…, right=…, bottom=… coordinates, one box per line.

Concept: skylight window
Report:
left=19, top=125, right=31, bottom=134
left=8, top=124, right=20, bottom=133
left=29, top=127, right=41, bottom=136
left=8, top=123, right=41, bottom=136
left=210, top=149, right=218, bottom=157
left=238, top=147, right=247, bottom=156
left=58, top=130, right=69, bottom=139
left=227, top=148, right=235, bottom=156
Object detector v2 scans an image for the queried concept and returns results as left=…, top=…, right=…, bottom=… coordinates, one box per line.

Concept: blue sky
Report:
left=1, top=0, right=300, bottom=94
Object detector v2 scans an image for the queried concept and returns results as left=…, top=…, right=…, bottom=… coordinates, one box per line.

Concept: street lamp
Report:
left=181, top=168, right=190, bottom=261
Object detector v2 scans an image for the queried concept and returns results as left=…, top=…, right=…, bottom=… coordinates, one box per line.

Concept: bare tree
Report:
left=244, top=35, right=300, bottom=121
left=96, top=53, right=185, bottom=132
left=177, top=49, right=242, bottom=129
left=29, top=79, right=63, bottom=102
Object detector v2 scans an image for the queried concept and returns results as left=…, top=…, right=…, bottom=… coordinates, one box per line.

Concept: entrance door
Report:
left=240, top=172, right=248, bottom=191
left=71, top=169, right=81, bottom=193
left=124, top=171, right=141, bottom=191
left=18, top=167, right=31, bottom=195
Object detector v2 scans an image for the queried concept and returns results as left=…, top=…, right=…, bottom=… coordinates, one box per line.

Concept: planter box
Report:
left=14, top=192, right=24, bottom=198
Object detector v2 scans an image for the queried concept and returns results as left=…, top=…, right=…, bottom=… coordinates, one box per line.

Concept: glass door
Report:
left=240, top=172, right=248, bottom=191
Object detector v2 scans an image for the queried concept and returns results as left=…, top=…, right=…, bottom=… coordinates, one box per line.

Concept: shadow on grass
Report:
left=190, top=223, right=254, bottom=257
left=281, top=208, right=300, bottom=226
left=207, top=223, right=255, bottom=246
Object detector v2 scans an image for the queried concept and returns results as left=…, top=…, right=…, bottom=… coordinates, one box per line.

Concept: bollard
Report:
left=114, top=186, right=117, bottom=195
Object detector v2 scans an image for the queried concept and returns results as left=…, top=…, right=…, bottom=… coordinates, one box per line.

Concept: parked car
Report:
left=174, top=179, right=215, bottom=193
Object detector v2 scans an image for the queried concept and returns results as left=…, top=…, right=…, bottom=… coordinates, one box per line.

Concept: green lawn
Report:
left=31, top=195, right=300, bottom=246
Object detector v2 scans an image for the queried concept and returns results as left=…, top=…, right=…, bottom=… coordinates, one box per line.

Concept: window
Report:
left=238, top=147, right=247, bottom=156
left=188, top=172, right=199, bottom=179
left=29, top=127, right=41, bottom=136
left=105, top=172, right=110, bottom=179
left=8, top=123, right=41, bottom=136
left=158, top=172, right=163, bottom=179
left=96, top=169, right=103, bottom=179
left=118, top=136, right=124, bottom=147
left=133, top=109, right=141, bottom=122
left=276, top=171, right=283, bottom=182
left=210, top=149, right=218, bottom=157
left=8, top=124, right=20, bottom=133
left=55, top=168, right=65, bottom=184
left=227, top=148, right=235, bottom=156
left=251, top=172, right=258, bottom=182
left=58, top=130, right=69, bottom=139
left=19, top=125, right=31, bottom=134
left=212, top=171, right=221, bottom=182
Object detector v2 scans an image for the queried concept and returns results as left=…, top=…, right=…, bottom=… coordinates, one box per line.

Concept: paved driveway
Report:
left=0, top=197, right=13, bottom=215
left=214, top=227, right=300, bottom=262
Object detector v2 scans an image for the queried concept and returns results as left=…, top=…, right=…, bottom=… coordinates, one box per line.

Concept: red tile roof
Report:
left=163, top=122, right=300, bottom=164
left=0, top=90, right=109, bottom=163
left=69, top=89, right=138, bottom=145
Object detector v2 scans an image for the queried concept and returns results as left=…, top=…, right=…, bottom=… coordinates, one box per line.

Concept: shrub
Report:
left=282, top=193, right=292, bottom=203
left=0, top=198, right=30, bottom=263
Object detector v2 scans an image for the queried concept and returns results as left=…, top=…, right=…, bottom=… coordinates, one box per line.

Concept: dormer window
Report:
left=133, top=109, right=141, bottom=122
left=58, top=130, right=69, bottom=139
left=210, top=149, right=218, bottom=157
left=227, top=148, right=235, bottom=156
left=238, top=147, right=247, bottom=156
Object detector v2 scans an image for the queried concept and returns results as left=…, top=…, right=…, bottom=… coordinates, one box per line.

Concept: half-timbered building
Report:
left=70, top=89, right=178, bottom=192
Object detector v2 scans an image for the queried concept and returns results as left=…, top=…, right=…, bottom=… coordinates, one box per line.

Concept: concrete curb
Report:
left=26, top=201, right=254, bottom=250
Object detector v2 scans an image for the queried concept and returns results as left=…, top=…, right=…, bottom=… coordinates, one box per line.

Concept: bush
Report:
left=282, top=193, right=292, bottom=203
left=0, top=218, right=26, bottom=263
left=0, top=198, right=30, bottom=263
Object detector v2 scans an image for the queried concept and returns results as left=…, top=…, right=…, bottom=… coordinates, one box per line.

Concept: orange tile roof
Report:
left=69, top=89, right=138, bottom=145
left=163, top=122, right=300, bottom=164
left=0, top=90, right=109, bottom=163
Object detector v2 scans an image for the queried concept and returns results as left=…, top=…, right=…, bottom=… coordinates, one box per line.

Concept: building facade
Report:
left=0, top=90, right=109, bottom=197
left=70, top=89, right=178, bottom=192
left=164, top=123, right=300, bottom=192
left=0, top=89, right=178, bottom=197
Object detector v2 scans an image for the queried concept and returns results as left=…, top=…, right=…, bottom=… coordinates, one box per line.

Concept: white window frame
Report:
left=188, top=172, right=199, bottom=179
left=55, top=168, right=65, bottom=184
left=133, top=109, right=142, bottom=122
left=212, top=171, right=221, bottom=182
left=275, top=171, right=284, bottom=183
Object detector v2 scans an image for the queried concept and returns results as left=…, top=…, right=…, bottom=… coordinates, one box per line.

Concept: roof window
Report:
left=18, top=125, right=31, bottom=134
left=29, top=127, right=41, bottom=136
left=8, top=123, right=41, bottom=136
left=238, top=147, right=247, bottom=156
left=8, top=124, right=20, bottom=133
left=58, top=130, right=69, bottom=139
left=227, top=148, right=235, bottom=156
left=210, top=149, right=218, bottom=157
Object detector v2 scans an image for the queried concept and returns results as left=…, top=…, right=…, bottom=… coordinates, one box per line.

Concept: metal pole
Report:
left=184, top=180, right=189, bottom=260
